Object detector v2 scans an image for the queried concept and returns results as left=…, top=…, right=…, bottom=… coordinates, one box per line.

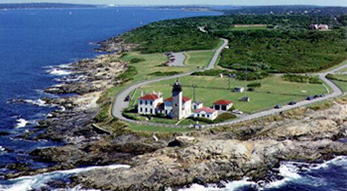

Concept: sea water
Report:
left=0, top=7, right=220, bottom=189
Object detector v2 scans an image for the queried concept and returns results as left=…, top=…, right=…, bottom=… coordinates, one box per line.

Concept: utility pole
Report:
left=245, top=62, right=248, bottom=98
left=228, top=74, right=231, bottom=90
left=193, top=85, right=197, bottom=103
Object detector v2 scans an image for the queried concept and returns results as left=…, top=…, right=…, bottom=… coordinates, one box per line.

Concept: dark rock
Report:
left=0, top=131, right=10, bottom=136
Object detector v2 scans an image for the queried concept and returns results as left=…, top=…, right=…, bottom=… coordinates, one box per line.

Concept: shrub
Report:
left=283, top=74, right=322, bottom=84
left=213, top=113, right=237, bottom=123
left=122, top=111, right=139, bottom=121
left=192, top=69, right=230, bottom=76
left=149, top=71, right=182, bottom=76
left=130, top=58, right=145, bottom=64
left=247, top=82, right=262, bottom=88
left=118, top=66, right=138, bottom=82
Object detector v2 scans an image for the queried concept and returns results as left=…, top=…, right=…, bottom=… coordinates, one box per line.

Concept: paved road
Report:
left=112, top=38, right=347, bottom=129
left=208, top=38, right=228, bottom=69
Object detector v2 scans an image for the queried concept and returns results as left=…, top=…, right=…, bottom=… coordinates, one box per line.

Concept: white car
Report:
left=232, top=110, right=243, bottom=115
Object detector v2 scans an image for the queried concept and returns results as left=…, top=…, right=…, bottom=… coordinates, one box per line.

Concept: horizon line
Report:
left=0, top=2, right=346, bottom=7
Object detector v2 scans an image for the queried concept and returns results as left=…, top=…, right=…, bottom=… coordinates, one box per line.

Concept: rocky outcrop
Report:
left=72, top=139, right=347, bottom=191
left=70, top=101, right=347, bottom=191
left=96, top=37, right=136, bottom=53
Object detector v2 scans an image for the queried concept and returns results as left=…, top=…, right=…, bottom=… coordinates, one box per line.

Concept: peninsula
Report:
left=3, top=5, right=347, bottom=191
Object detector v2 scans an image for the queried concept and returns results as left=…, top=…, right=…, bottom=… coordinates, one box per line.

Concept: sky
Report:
left=1, top=0, right=346, bottom=6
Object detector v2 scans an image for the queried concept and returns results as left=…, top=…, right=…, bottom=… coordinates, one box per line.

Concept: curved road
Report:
left=112, top=38, right=346, bottom=129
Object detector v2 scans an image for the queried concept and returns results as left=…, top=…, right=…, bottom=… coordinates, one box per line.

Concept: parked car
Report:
left=288, top=101, right=297, bottom=105
left=306, top=96, right=314, bottom=101
left=232, top=110, right=243, bottom=115
left=274, top=105, right=282, bottom=109
left=314, top=95, right=320, bottom=99
left=124, top=95, right=130, bottom=102
left=319, top=94, right=325, bottom=98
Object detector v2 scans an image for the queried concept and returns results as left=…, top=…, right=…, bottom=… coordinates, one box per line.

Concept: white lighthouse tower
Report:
left=172, top=79, right=183, bottom=120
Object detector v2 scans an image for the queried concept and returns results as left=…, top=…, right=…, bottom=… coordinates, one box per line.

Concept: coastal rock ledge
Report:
left=72, top=139, right=347, bottom=191
left=71, top=101, right=347, bottom=191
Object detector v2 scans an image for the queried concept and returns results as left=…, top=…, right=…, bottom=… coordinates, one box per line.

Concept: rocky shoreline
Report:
left=3, top=35, right=347, bottom=191
left=3, top=39, right=165, bottom=181
left=66, top=99, right=347, bottom=190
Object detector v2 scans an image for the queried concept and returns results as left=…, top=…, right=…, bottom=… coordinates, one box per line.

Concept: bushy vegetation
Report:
left=247, top=82, right=262, bottom=88
left=149, top=71, right=182, bottom=76
left=326, top=74, right=347, bottom=82
left=191, top=69, right=269, bottom=81
left=122, top=19, right=220, bottom=54
left=218, top=29, right=347, bottom=73
left=192, top=69, right=230, bottom=76
left=213, top=113, right=237, bottom=123
left=193, top=113, right=237, bottom=124
left=283, top=74, right=322, bottom=84
left=117, top=66, right=138, bottom=82
left=122, top=14, right=347, bottom=73
left=130, top=58, right=146, bottom=64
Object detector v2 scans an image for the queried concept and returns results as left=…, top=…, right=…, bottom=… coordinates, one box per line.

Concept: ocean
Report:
left=0, top=6, right=346, bottom=191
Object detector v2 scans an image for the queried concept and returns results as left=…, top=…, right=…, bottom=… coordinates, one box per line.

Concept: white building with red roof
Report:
left=213, top=100, right=233, bottom=111
left=137, top=80, right=192, bottom=119
left=194, top=107, right=218, bottom=120
left=137, top=91, right=163, bottom=115
left=162, top=96, right=192, bottom=118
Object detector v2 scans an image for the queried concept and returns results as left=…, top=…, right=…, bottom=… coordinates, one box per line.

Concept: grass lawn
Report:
left=128, top=124, right=192, bottom=133
left=331, top=74, right=347, bottom=81
left=103, top=50, right=217, bottom=100
left=132, top=75, right=328, bottom=113
left=184, top=50, right=215, bottom=69
left=228, top=24, right=268, bottom=31
left=333, top=80, right=347, bottom=92
left=322, top=60, right=347, bottom=73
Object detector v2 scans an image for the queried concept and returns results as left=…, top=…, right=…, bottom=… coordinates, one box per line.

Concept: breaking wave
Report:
left=47, top=68, right=73, bottom=76
left=0, top=165, right=130, bottom=191
left=177, top=156, right=347, bottom=191
left=23, top=99, right=49, bottom=107
left=15, top=118, right=29, bottom=128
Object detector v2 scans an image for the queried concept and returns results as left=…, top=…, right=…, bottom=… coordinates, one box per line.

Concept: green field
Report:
left=229, top=25, right=268, bottom=31
left=131, top=75, right=328, bottom=113
left=333, top=80, right=347, bottom=92
left=329, top=74, right=347, bottom=92
left=184, top=51, right=215, bottom=69
left=129, top=124, right=192, bottom=133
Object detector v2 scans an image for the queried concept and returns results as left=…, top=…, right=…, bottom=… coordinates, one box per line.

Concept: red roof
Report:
left=213, top=100, right=233, bottom=105
left=140, top=94, right=160, bottom=101
left=196, top=107, right=217, bottom=114
left=165, top=97, right=191, bottom=103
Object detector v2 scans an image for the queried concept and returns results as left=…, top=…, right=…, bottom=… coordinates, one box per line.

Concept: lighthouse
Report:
left=172, top=79, right=183, bottom=120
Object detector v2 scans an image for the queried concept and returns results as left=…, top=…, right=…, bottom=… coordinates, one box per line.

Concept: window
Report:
left=222, top=105, right=227, bottom=110
left=145, top=108, right=147, bottom=112
left=150, top=109, right=153, bottom=114
left=207, top=115, right=210, bottom=118
left=140, top=100, right=143, bottom=105
left=202, top=114, right=205, bottom=118
left=140, top=108, right=142, bottom=112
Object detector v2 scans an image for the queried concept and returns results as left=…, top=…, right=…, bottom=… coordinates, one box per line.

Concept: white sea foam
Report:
left=310, top=156, right=347, bottom=170
left=58, top=63, right=72, bottom=69
left=16, top=118, right=29, bottom=128
left=0, top=164, right=130, bottom=191
left=48, top=68, right=73, bottom=76
left=261, top=162, right=301, bottom=190
left=0, top=146, right=5, bottom=152
left=23, top=99, right=48, bottom=107
left=52, top=185, right=100, bottom=191
left=178, top=177, right=257, bottom=191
